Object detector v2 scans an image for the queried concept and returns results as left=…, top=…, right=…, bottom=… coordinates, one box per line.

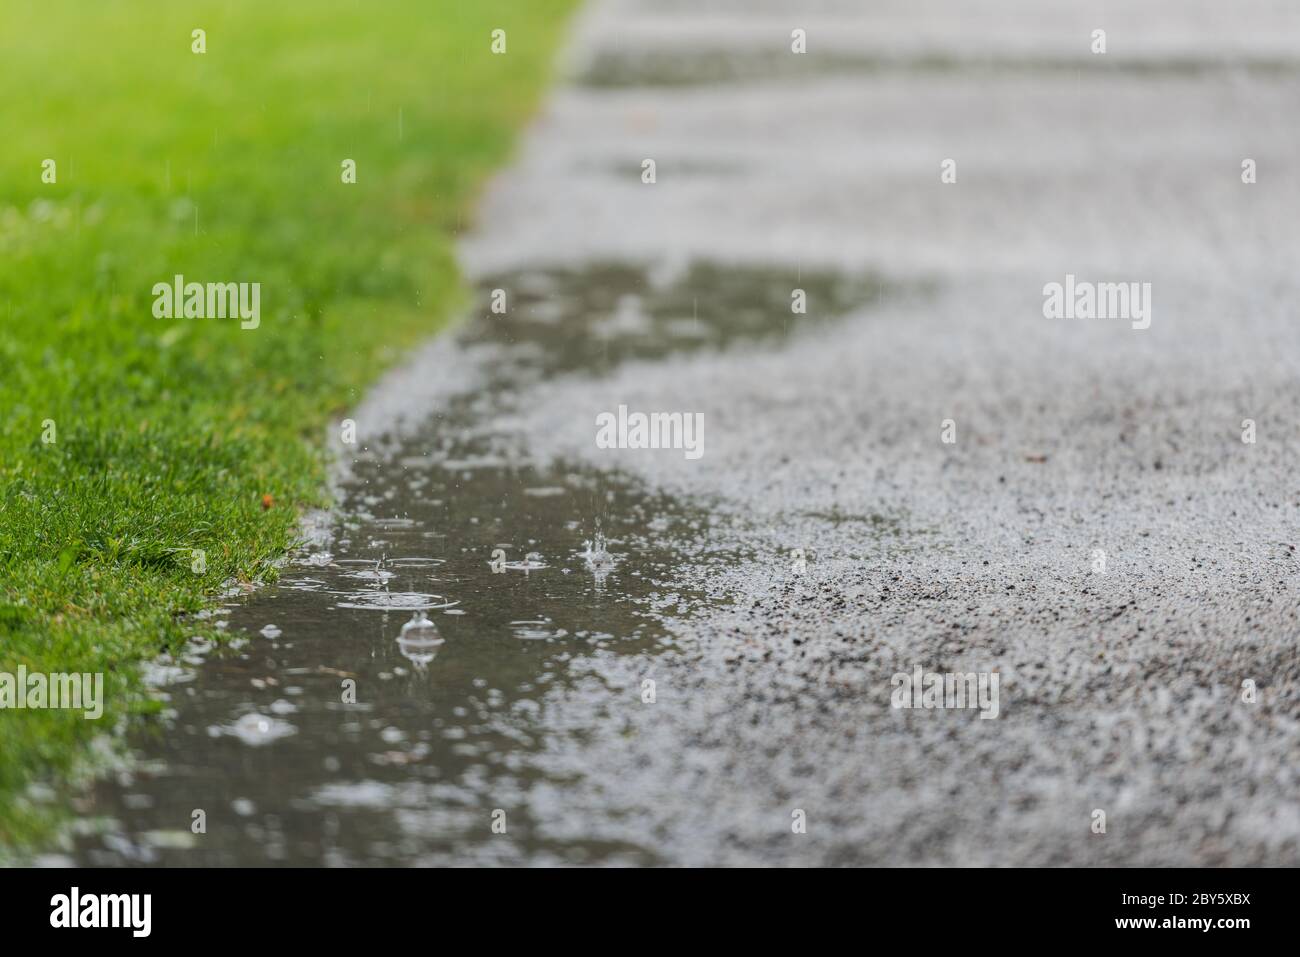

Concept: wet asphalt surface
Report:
left=60, top=0, right=1300, bottom=865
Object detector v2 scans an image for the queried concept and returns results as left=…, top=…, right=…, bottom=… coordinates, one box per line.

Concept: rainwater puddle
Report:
left=466, top=260, right=903, bottom=380
left=577, top=47, right=1300, bottom=88
left=67, top=438, right=709, bottom=864
left=64, top=260, right=891, bottom=865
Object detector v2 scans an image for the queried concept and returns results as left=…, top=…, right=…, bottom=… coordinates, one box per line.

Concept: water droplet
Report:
left=399, top=610, right=438, bottom=640
left=397, top=611, right=445, bottom=667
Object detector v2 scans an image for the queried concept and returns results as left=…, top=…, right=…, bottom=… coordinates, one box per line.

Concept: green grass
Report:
left=0, top=0, right=577, bottom=849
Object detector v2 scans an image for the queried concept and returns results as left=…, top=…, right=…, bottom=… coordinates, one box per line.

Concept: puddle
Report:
left=66, top=432, right=712, bottom=862
left=467, top=261, right=906, bottom=379
left=577, top=48, right=1300, bottom=88
left=62, top=259, right=897, bottom=865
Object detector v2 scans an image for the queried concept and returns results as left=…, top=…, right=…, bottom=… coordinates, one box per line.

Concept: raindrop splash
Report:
left=502, top=551, right=548, bottom=572
left=397, top=610, right=445, bottom=668
left=219, top=712, right=296, bottom=746
left=582, top=521, right=619, bottom=579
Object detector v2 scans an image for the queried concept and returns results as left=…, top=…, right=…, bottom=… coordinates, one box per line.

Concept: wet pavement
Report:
left=56, top=258, right=897, bottom=865
left=60, top=0, right=1300, bottom=865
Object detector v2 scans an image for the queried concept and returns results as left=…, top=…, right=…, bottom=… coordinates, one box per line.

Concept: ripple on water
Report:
left=500, top=551, right=548, bottom=572
left=510, top=619, right=569, bottom=641
left=283, top=576, right=330, bottom=591
left=214, top=712, right=297, bottom=746
left=523, top=486, right=567, bottom=498
left=371, top=518, right=417, bottom=529
left=387, top=557, right=446, bottom=568
left=310, top=780, right=396, bottom=809
left=334, top=591, right=461, bottom=611
left=345, top=568, right=397, bottom=583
